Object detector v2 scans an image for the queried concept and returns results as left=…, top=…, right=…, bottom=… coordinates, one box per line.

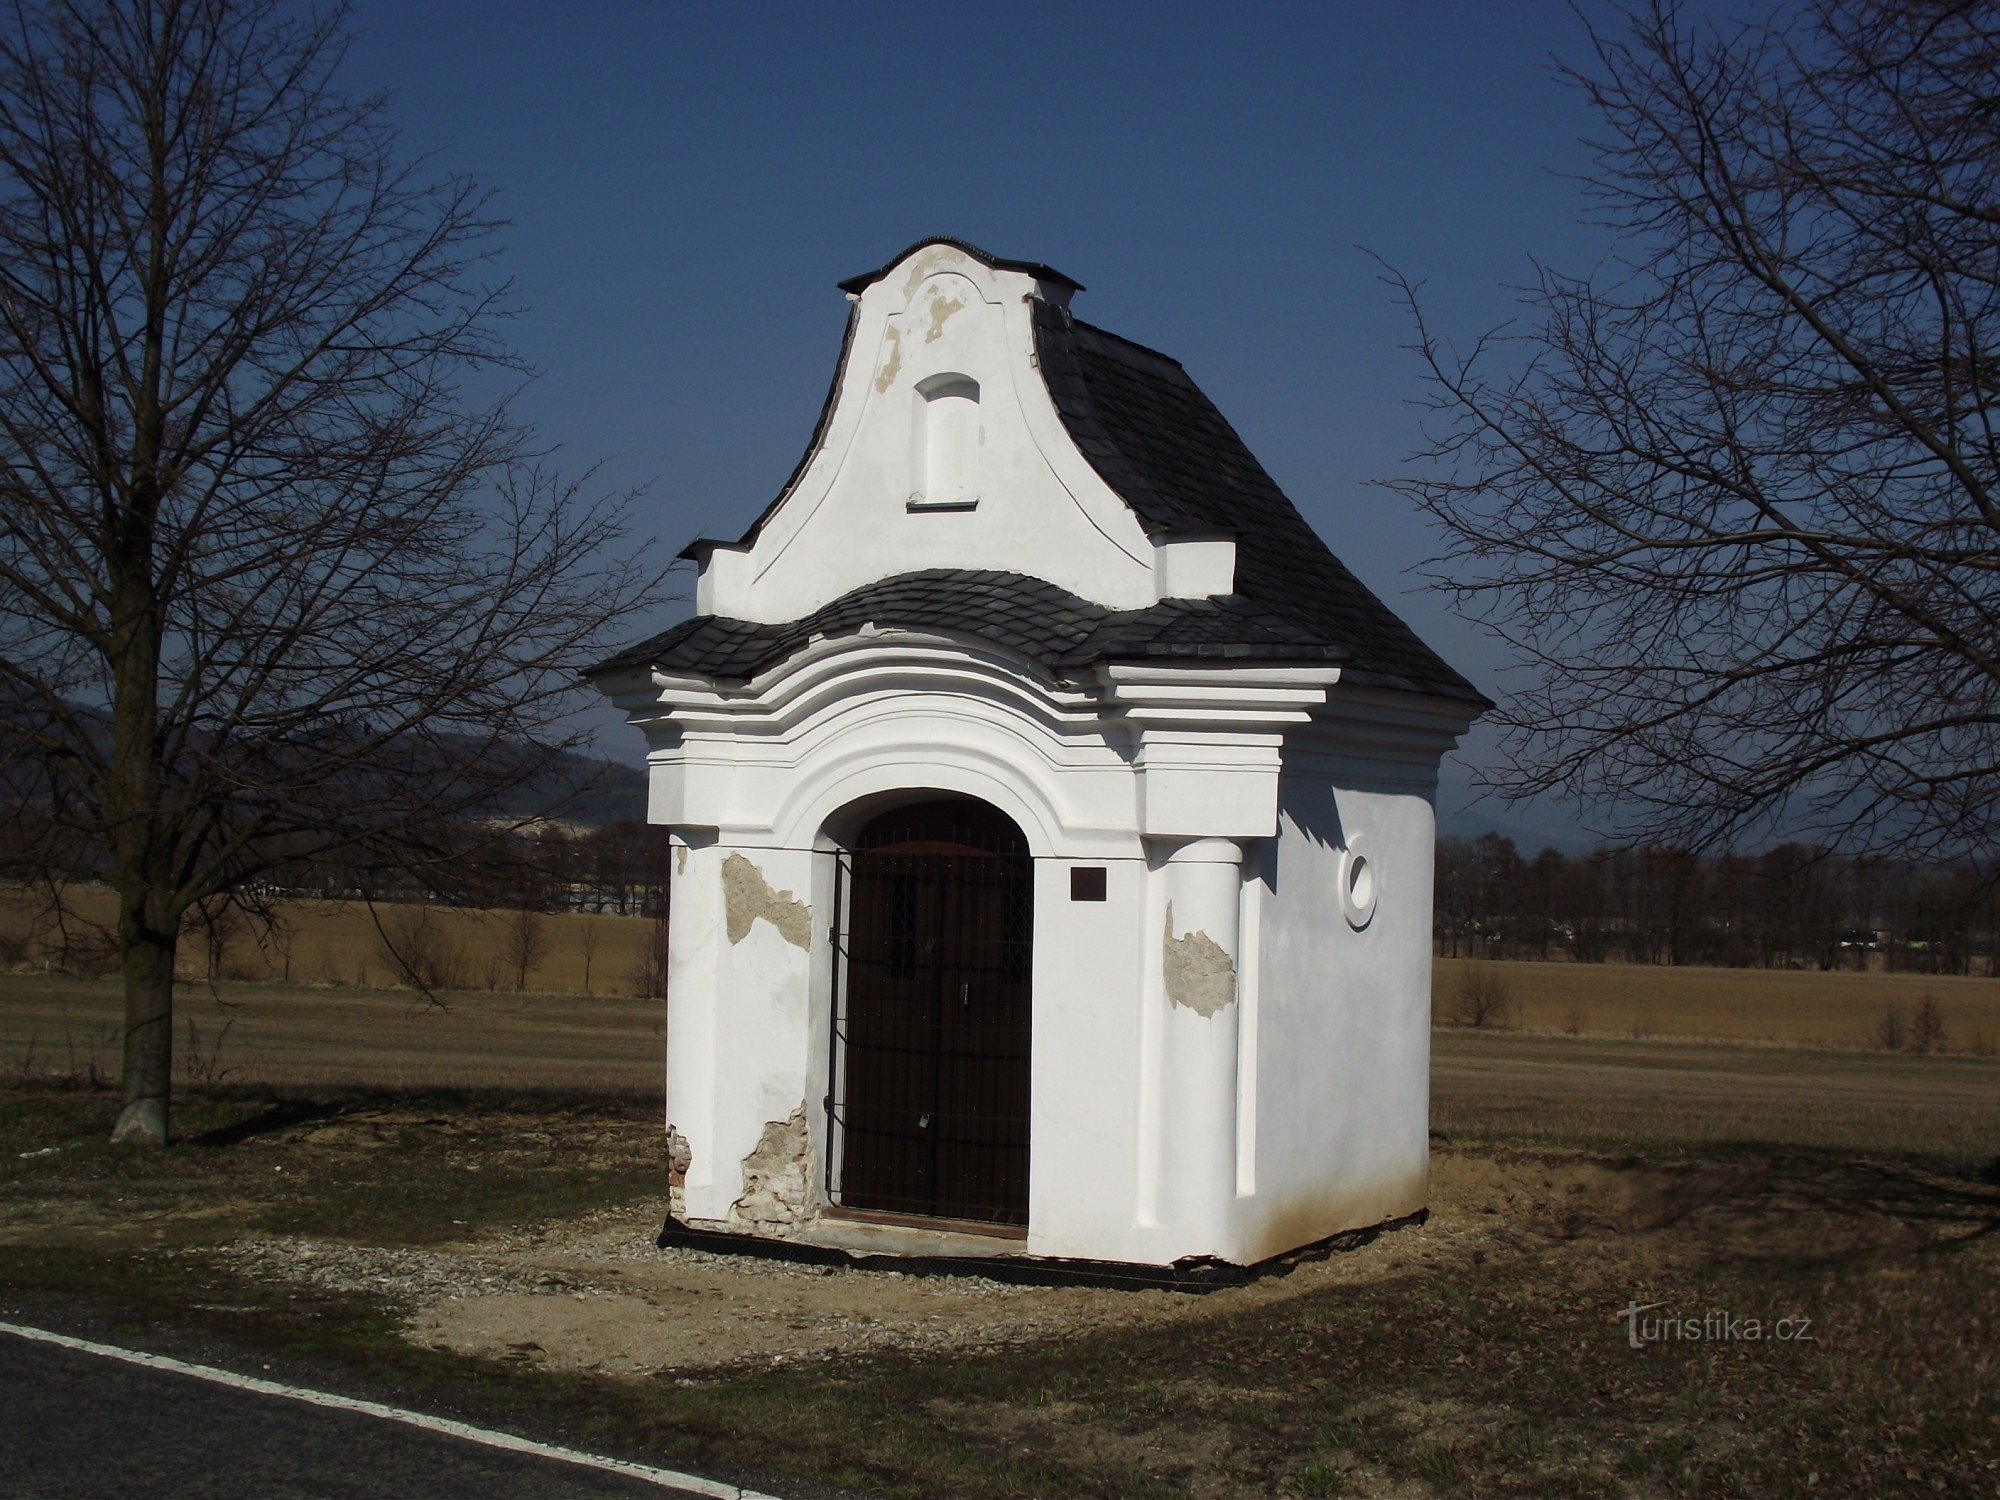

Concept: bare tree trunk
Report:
left=109, top=630, right=176, bottom=1142
left=108, top=489, right=173, bottom=1144
left=112, top=885, right=176, bottom=1145
left=505, top=906, right=547, bottom=992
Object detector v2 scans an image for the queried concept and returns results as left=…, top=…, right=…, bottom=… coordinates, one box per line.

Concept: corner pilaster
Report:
left=1149, top=835, right=1246, bottom=1257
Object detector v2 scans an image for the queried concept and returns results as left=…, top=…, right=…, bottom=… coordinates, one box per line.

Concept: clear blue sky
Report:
left=343, top=1, right=1641, bottom=831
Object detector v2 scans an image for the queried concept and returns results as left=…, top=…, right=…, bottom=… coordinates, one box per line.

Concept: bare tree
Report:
left=629, top=910, right=669, bottom=1000
left=1910, top=992, right=1948, bottom=1053
left=1449, top=963, right=1515, bottom=1029
left=0, top=0, right=665, bottom=1142
left=576, top=917, right=600, bottom=995
left=187, top=893, right=245, bottom=980
left=372, top=904, right=473, bottom=993
left=1386, top=1, right=2000, bottom=868
left=502, top=905, right=546, bottom=992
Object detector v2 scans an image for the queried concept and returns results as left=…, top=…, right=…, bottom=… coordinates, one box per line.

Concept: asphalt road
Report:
left=0, top=1328, right=739, bottom=1500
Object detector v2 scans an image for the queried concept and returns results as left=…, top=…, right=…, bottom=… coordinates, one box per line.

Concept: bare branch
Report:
left=0, top=0, right=674, bottom=1143
left=1382, top=0, right=2000, bottom=868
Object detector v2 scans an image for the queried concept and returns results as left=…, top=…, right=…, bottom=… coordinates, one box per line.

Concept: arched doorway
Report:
left=830, top=796, right=1032, bottom=1227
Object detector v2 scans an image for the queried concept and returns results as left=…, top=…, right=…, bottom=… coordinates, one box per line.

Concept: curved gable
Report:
left=657, top=241, right=1484, bottom=707
left=686, top=242, right=1160, bottom=623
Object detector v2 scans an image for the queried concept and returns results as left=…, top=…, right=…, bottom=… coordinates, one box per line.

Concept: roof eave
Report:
left=836, top=236, right=1084, bottom=297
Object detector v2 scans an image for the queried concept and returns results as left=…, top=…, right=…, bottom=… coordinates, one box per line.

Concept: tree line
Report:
left=269, top=820, right=672, bottom=919
left=1435, top=834, right=2000, bottom=975
left=2, top=814, right=671, bottom=982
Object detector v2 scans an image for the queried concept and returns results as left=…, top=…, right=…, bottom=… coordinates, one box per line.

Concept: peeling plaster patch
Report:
left=902, top=246, right=959, bottom=297
left=874, top=326, right=903, bottom=391
left=664, top=1125, right=692, bottom=1220
left=721, top=853, right=812, bottom=949
left=727, top=1107, right=810, bottom=1232
left=924, top=294, right=966, bottom=343
left=674, top=845, right=687, bottom=875
left=1163, top=900, right=1236, bottom=1017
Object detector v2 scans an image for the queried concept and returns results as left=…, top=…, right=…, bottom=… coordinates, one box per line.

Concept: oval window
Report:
left=1342, top=837, right=1378, bottom=930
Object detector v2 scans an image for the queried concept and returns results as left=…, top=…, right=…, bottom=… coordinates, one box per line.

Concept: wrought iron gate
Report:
left=827, top=798, right=1033, bottom=1226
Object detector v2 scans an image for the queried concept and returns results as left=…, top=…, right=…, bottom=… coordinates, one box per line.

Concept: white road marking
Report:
left=0, top=1320, right=786, bottom=1500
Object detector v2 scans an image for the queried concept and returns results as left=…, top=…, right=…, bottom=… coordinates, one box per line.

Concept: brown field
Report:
left=0, top=973, right=661, bottom=1094
left=1432, top=1028, right=2000, bottom=1160
left=5, top=952, right=2000, bottom=1111
left=9, top=967, right=1999, bottom=1161
left=2, top=886, right=657, bottom=995
left=1434, top=954, right=2000, bottom=1052
left=11, top=883, right=1998, bottom=1052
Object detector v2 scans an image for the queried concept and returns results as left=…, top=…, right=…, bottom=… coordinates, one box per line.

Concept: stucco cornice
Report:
left=609, top=634, right=1461, bottom=847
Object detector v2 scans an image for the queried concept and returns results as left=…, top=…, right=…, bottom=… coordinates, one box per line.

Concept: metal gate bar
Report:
left=826, top=799, right=1032, bottom=1226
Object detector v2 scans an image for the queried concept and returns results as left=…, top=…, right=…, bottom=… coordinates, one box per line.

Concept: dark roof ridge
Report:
left=588, top=568, right=1358, bottom=684
left=836, top=237, right=1084, bottom=296
left=1028, top=302, right=1488, bottom=706
left=1062, top=314, right=1190, bottom=377
left=647, top=249, right=1485, bottom=708
left=1029, top=302, right=1209, bottom=535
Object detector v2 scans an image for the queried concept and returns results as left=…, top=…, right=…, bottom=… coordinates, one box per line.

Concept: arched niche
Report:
left=910, top=373, right=980, bottom=510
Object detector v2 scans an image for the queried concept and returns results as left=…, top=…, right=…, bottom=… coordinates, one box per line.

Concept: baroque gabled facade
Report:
left=593, top=239, right=1485, bottom=1272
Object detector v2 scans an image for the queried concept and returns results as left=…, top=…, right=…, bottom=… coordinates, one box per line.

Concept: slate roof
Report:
left=605, top=250, right=1486, bottom=707
left=1030, top=304, right=1484, bottom=704
left=591, top=569, right=1353, bottom=682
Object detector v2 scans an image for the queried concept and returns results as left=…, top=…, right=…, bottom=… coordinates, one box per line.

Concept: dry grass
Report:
left=5, top=973, right=2000, bottom=1497
left=1, top=885, right=657, bottom=995
left=1432, top=1029, right=2000, bottom=1162
left=17, top=885, right=1996, bottom=1040
left=15, top=964, right=2000, bottom=1160
left=1434, top=955, right=2000, bottom=1051
left=0, top=973, right=661, bottom=1095
left=4, top=1030, right=1997, bottom=1497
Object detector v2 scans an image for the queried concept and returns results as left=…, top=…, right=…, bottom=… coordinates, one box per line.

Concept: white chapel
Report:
left=593, top=239, right=1485, bottom=1274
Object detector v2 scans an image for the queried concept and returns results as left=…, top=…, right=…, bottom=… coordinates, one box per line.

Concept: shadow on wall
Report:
left=1273, top=774, right=1349, bottom=899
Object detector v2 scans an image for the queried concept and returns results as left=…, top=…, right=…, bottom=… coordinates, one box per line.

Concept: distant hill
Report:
left=7, top=687, right=656, bottom=835
left=490, top=749, right=647, bottom=829
left=9, top=697, right=1581, bottom=847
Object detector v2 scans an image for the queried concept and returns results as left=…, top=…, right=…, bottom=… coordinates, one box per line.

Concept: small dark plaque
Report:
left=1070, top=866, right=1107, bottom=902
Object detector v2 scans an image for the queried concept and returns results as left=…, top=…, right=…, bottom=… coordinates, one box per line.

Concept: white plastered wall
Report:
left=1240, top=739, right=1442, bottom=1265
left=666, top=835, right=822, bottom=1227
